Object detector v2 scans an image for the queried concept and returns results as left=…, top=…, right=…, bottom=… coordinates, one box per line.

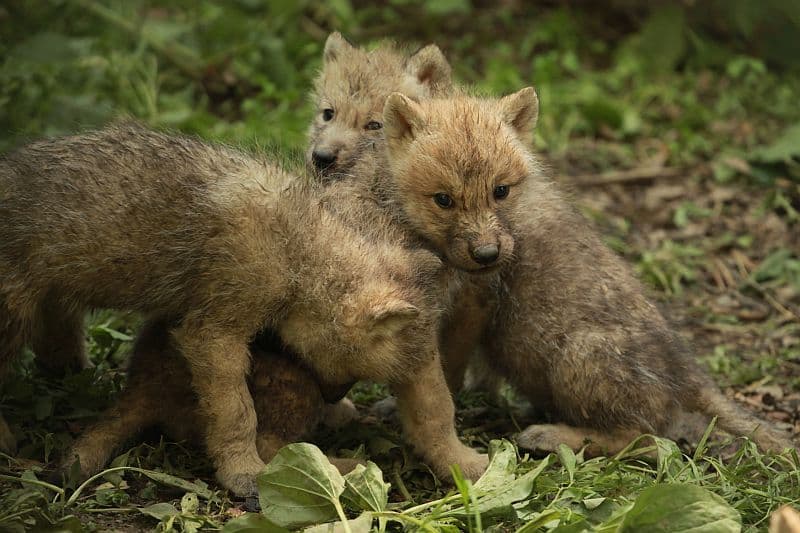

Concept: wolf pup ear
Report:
left=366, top=298, right=420, bottom=341
left=324, top=32, right=354, bottom=63
left=383, top=93, right=426, bottom=150
left=498, top=87, right=539, bottom=143
left=345, top=284, right=420, bottom=337
left=406, top=44, right=453, bottom=95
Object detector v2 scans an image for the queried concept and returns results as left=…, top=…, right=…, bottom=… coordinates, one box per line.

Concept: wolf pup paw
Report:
left=216, top=458, right=265, bottom=497
left=453, top=449, right=489, bottom=482
left=516, top=424, right=567, bottom=453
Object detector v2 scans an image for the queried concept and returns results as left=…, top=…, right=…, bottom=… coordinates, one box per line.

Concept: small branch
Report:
left=564, top=167, right=683, bottom=186
left=741, top=279, right=800, bottom=322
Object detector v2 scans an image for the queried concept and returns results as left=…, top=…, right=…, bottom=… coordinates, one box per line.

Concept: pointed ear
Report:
left=498, top=87, right=539, bottom=143
left=345, top=285, right=420, bottom=337
left=406, top=44, right=452, bottom=95
left=383, top=93, right=426, bottom=151
left=323, top=32, right=354, bottom=63
left=369, top=298, right=419, bottom=336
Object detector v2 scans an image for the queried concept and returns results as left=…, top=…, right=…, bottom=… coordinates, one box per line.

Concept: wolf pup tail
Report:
left=689, top=386, right=793, bottom=453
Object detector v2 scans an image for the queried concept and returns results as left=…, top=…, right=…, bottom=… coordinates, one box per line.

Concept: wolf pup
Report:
left=307, top=32, right=452, bottom=180
left=0, top=124, right=487, bottom=494
left=307, top=34, right=792, bottom=453
left=60, top=320, right=361, bottom=481
left=378, top=89, right=793, bottom=454
left=307, top=33, right=489, bottom=390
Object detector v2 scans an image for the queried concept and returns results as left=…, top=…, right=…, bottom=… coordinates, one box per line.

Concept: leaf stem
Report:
left=66, top=466, right=144, bottom=506
left=401, top=492, right=462, bottom=515
left=332, top=499, right=353, bottom=533
left=392, top=467, right=413, bottom=503
left=0, top=473, right=66, bottom=499
left=372, top=511, right=440, bottom=533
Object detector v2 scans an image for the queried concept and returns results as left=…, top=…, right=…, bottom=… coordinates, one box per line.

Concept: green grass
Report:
left=1, top=1, right=799, bottom=531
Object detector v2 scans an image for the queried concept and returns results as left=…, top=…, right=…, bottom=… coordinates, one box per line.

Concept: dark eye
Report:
left=434, top=193, right=454, bottom=209
left=322, top=108, right=334, bottom=121
left=365, top=121, right=382, bottom=131
left=494, top=185, right=510, bottom=200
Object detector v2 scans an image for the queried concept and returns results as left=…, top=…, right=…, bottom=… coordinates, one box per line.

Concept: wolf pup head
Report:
left=275, top=217, right=446, bottom=385
left=307, top=32, right=452, bottom=180
left=382, top=87, right=539, bottom=272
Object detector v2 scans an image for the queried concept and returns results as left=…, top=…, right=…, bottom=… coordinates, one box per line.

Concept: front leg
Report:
left=172, top=320, right=265, bottom=496
left=439, top=282, right=490, bottom=393
left=392, top=350, right=488, bottom=481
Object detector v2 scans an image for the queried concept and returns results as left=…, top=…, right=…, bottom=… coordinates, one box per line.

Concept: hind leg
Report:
left=517, top=423, right=642, bottom=456
left=31, top=298, right=89, bottom=374
left=60, top=390, right=157, bottom=481
left=57, top=321, right=176, bottom=480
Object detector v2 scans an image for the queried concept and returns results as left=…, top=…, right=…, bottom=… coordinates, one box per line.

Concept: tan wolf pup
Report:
left=305, top=33, right=792, bottom=452
left=307, top=33, right=492, bottom=392
left=307, top=32, right=792, bottom=453
left=377, top=88, right=793, bottom=454
left=307, top=32, right=452, bottom=180
left=0, top=124, right=487, bottom=494
left=60, top=320, right=361, bottom=481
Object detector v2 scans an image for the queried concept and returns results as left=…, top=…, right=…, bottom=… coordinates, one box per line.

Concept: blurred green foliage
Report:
left=2, top=0, right=800, bottom=176
left=2, top=3, right=799, bottom=530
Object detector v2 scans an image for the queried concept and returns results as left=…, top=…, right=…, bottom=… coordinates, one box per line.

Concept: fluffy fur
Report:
left=307, top=32, right=452, bottom=180
left=0, top=124, right=487, bottom=494
left=308, top=34, right=793, bottom=454
left=60, top=320, right=362, bottom=481
left=382, top=90, right=793, bottom=453
left=308, top=34, right=486, bottom=389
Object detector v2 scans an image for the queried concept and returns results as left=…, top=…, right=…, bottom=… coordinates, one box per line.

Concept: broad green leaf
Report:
left=258, top=443, right=346, bottom=529
left=342, top=462, right=389, bottom=512
left=104, top=450, right=131, bottom=486
left=620, top=484, right=741, bottom=532
left=557, top=444, right=577, bottom=483
left=221, top=513, right=290, bottom=533
left=303, top=512, right=373, bottom=533
left=139, top=502, right=179, bottom=521
left=583, top=497, right=606, bottom=510
left=515, top=509, right=563, bottom=532
left=473, top=440, right=518, bottom=493
left=653, top=436, right=685, bottom=482
left=444, top=454, right=552, bottom=520
left=139, top=470, right=216, bottom=501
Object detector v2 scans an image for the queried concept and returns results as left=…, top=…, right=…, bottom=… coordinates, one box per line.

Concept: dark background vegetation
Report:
left=0, top=1, right=799, bottom=531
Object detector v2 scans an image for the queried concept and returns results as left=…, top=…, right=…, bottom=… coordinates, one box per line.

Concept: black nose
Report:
left=312, top=150, right=337, bottom=170
left=470, top=244, right=499, bottom=265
